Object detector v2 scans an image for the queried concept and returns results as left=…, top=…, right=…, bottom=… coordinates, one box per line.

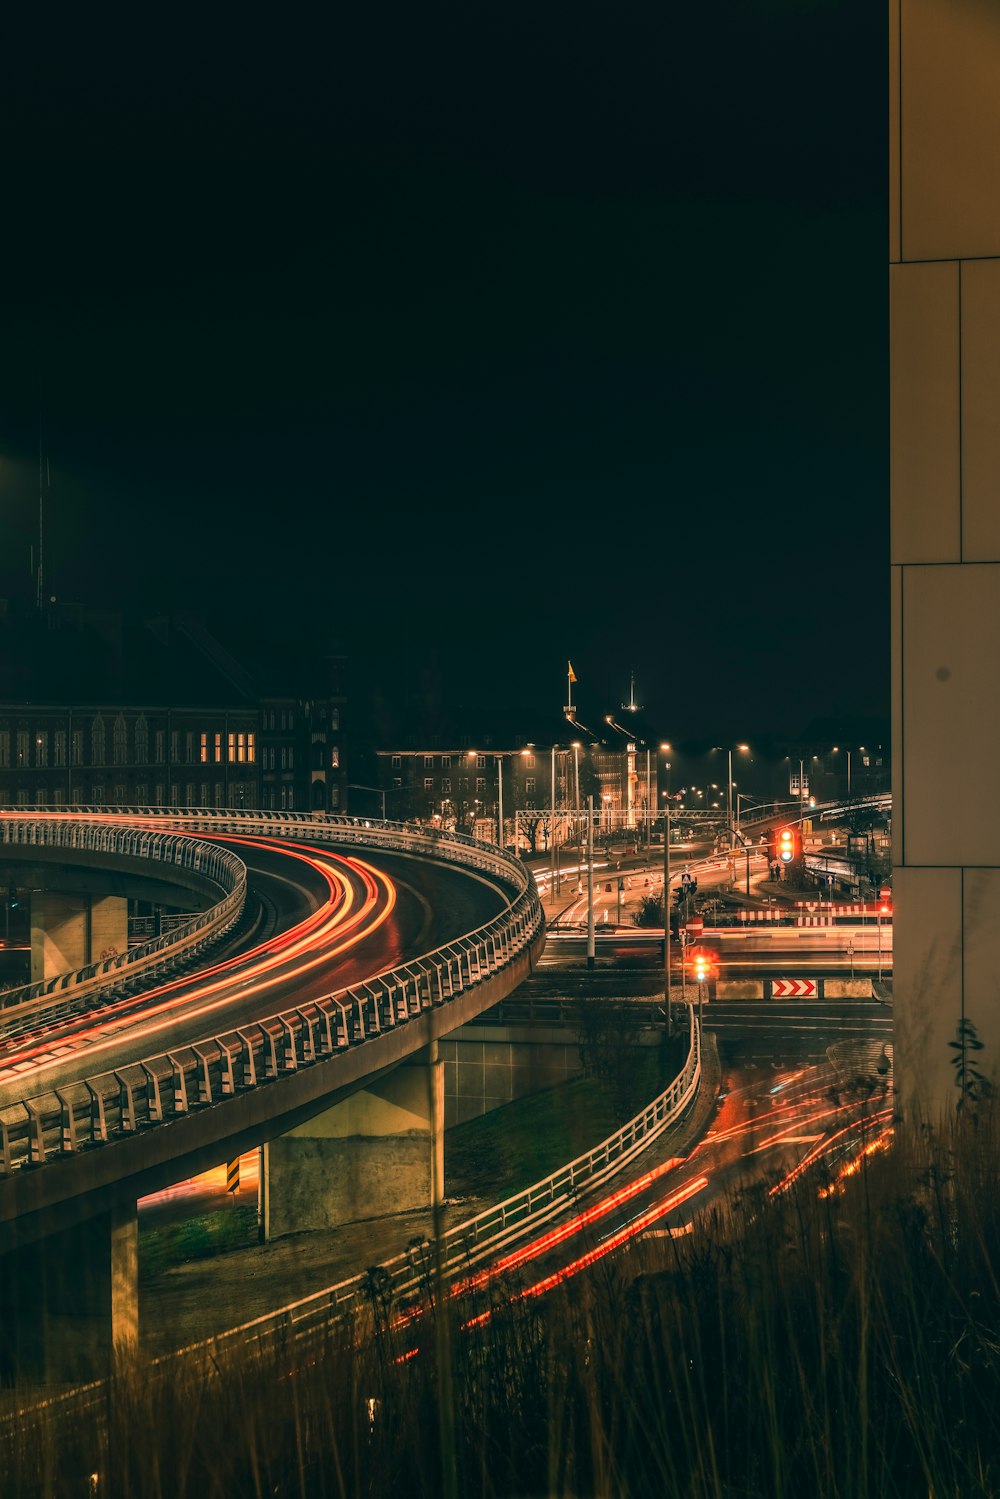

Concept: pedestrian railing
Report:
left=0, top=810, right=543, bottom=1177
left=162, top=1002, right=701, bottom=1370
left=0, top=818, right=247, bottom=1034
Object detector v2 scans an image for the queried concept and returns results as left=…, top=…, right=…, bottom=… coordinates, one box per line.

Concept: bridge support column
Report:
left=261, top=1048, right=444, bottom=1240
left=0, top=1199, right=138, bottom=1384
left=30, top=892, right=129, bottom=984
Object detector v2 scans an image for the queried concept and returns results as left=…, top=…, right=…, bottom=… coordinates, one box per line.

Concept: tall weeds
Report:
left=4, top=1102, right=1000, bottom=1497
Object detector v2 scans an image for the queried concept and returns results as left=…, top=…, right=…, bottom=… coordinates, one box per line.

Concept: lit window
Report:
left=228, top=732, right=236, bottom=763
left=330, top=746, right=339, bottom=769
left=442, top=778, right=451, bottom=793
left=424, top=777, right=434, bottom=791
left=200, top=732, right=209, bottom=764
left=214, top=732, right=222, bottom=763
left=247, top=732, right=255, bottom=763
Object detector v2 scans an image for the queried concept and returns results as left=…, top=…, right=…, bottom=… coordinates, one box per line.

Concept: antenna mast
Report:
left=36, top=429, right=45, bottom=611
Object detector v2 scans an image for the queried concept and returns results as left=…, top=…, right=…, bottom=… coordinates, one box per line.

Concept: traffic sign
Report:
left=771, top=978, right=817, bottom=998
left=685, top=915, right=704, bottom=937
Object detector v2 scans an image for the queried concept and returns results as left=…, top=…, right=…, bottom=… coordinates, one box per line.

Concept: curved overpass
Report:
left=0, top=811, right=545, bottom=1257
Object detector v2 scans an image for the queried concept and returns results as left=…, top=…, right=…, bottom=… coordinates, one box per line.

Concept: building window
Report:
left=135, top=715, right=149, bottom=764
left=331, top=708, right=340, bottom=731
left=92, top=784, right=104, bottom=803
left=72, top=730, right=84, bottom=767
left=91, top=717, right=105, bottom=766
left=154, top=730, right=165, bottom=764
left=0, top=732, right=9, bottom=768
left=330, top=746, right=339, bottom=769
left=136, top=784, right=147, bottom=803
left=16, top=731, right=29, bottom=767
left=113, top=715, right=128, bottom=765
left=236, top=732, right=247, bottom=764
left=247, top=732, right=256, bottom=763
left=442, top=777, right=451, bottom=793
left=228, top=732, right=236, bottom=763
left=200, top=732, right=209, bottom=764
left=114, top=784, right=127, bottom=805
left=155, top=783, right=165, bottom=806
left=170, top=730, right=180, bottom=764
left=424, top=755, right=434, bottom=769
left=330, top=785, right=339, bottom=808
left=477, top=755, right=486, bottom=770
left=35, top=731, right=48, bottom=767
left=200, top=783, right=210, bottom=805
left=393, top=777, right=402, bottom=789
left=477, top=778, right=486, bottom=794
left=392, top=755, right=401, bottom=769
left=424, top=777, right=434, bottom=791
left=185, top=731, right=195, bottom=763
left=54, top=730, right=67, bottom=767
left=214, top=731, right=222, bottom=763
left=526, top=777, right=536, bottom=794
left=441, top=755, right=451, bottom=769
left=524, top=753, right=535, bottom=769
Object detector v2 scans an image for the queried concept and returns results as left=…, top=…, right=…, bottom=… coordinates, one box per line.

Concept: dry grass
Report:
left=5, top=1099, right=1000, bottom=1497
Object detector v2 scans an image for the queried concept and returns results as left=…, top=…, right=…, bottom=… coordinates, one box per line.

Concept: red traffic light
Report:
left=686, top=945, right=718, bottom=983
left=776, top=826, right=798, bottom=863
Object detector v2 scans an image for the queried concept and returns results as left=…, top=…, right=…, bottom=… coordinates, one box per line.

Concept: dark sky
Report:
left=0, top=2, right=888, bottom=746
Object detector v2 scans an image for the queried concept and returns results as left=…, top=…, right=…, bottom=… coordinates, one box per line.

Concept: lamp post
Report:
left=713, top=744, right=749, bottom=842
left=572, top=742, right=581, bottom=849
left=833, top=745, right=853, bottom=800
left=586, top=793, right=595, bottom=967
left=661, top=743, right=673, bottom=1032
left=550, top=743, right=558, bottom=894
left=496, top=755, right=503, bottom=848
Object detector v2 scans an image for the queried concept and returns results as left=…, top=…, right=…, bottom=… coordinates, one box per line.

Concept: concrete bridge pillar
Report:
left=261, top=1047, right=444, bottom=1240
left=0, top=1199, right=138, bottom=1384
left=30, top=891, right=129, bottom=984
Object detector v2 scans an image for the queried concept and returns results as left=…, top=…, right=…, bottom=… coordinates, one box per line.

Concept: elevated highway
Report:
left=0, top=810, right=544, bottom=1379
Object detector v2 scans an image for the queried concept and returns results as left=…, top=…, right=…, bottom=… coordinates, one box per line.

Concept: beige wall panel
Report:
left=901, top=563, right=1000, bottom=865
left=961, top=869, right=1000, bottom=1094
left=900, top=0, right=1000, bottom=261
left=960, top=258, right=1000, bottom=558
left=893, top=866, right=964, bottom=1120
left=889, top=0, right=900, bottom=263
left=890, top=262, right=960, bottom=562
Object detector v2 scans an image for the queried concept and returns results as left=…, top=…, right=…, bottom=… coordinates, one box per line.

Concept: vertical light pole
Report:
left=586, top=793, right=595, bottom=968
left=550, top=744, right=559, bottom=895
left=496, top=755, right=504, bottom=848
left=645, top=748, right=651, bottom=851
left=661, top=744, right=672, bottom=1032
left=572, top=742, right=581, bottom=849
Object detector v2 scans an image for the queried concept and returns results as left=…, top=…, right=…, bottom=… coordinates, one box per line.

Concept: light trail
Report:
left=0, top=837, right=397, bottom=1088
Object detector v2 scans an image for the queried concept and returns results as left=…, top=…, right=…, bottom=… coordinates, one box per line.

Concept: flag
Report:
left=567, top=661, right=577, bottom=683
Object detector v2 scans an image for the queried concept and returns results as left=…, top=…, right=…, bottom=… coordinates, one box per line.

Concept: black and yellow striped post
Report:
left=226, top=1157, right=240, bottom=1195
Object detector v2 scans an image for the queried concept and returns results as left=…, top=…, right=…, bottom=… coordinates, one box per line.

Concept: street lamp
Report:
left=712, top=744, right=750, bottom=840
left=660, top=743, right=673, bottom=1031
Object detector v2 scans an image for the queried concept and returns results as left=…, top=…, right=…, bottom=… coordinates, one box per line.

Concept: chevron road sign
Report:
left=771, top=978, right=818, bottom=999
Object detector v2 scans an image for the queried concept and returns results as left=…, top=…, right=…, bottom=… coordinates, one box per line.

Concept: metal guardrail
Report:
left=160, top=1003, right=701, bottom=1370
left=0, top=819, right=247, bottom=1029
left=0, top=809, right=542, bottom=1177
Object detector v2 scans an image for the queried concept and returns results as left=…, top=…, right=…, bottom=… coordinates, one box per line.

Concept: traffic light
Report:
left=673, top=885, right=687, bottom=906
left=776, top=827, right=799, bottom=864
left=687, top=946, right=718, bottom=984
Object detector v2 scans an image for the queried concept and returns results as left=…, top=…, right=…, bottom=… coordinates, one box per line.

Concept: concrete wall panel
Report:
left=900, top=0, right=1000, bottom=261
left=889, top=262, right=960, bottom=563
left=893, top=866, right=964, bottom=1120
left=960, top=258, right=1000, bottom=558
left=960, top=868, right=1000, bottom=1092
left=901, top=563, right=1000, bottom=866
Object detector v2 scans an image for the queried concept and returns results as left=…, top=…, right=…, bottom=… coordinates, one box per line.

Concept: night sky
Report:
left=0, top=2, right=888, bottom=746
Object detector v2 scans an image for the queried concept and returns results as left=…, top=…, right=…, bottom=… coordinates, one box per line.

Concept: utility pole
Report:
left=586, top=794, right=595, bottom=968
